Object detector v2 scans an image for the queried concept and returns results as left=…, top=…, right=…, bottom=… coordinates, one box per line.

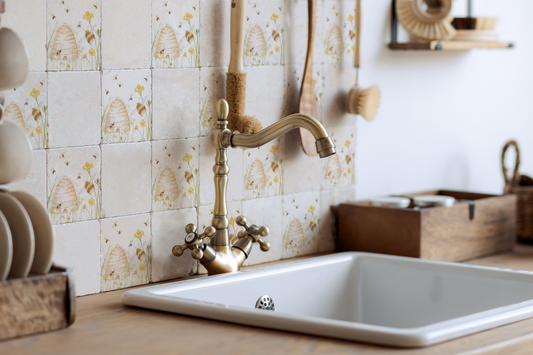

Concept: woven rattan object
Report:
left=502, top=140, right=533, bottom=244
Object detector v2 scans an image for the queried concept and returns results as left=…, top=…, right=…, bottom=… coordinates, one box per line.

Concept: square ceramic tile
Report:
left=102, top=0, right=151, bottom=69
left=281, top=131, right=322, bottom=194
left=322, top=64, right=356, bottom=127
left=102, top=70, right=152, bottom=143
left=199, top=67, right=226, bottom=136
left=246, top=66, right=285, bottom=127
left=283, top=63, right=324, bottom=119
left=152, top=139, right=199, bottom=211
left=322, top=125, right=355, bottom=189
left=323, top=0, right=355, bottom=65
left=47, top=146, right=101, bottom=224
left=100, top=214, right=151, bottom=292
left=151, top=208, right=198, bottom=282
left=152, top=0, right=200, bottom=69
left=199, top=136, right=243, bottom=206
left=244, top=139, right=284, bottom=200
left=199, top=0, right=230, bottom=68
left=53, top=220, right=100, bottom=296
left=320, top=185, right=355, bottom=252
left=47, top=0, right=101, bottom=71
left=152, top=68, right=200, bottom=140
left=101, top=142, right=151, bottom=217
left=243, top=0, right=286, bottom=67
left=2, top=0, right=47, bottom=71
left=282, top=191, right=321, bottom=259
left=4, top=150, right=47, bottom=207
left=1, top=72, right=48, bottom=149
left=242, top=196, right=283, bottom=266
left=48, top=71, right=101, bottom=148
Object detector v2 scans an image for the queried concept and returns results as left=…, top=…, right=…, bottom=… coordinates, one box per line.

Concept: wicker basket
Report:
left=502, top=140, right=533, bottom=244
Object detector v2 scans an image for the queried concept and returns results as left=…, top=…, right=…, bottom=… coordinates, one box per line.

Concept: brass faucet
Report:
left=172, top=99, right=336, bottom=275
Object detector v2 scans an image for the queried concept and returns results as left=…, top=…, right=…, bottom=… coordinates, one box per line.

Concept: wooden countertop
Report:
left=3, top=246, right=533, bottom=355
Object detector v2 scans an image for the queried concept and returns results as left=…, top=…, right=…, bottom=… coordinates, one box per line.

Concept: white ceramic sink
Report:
left=123, top=252, right=533, bottom=347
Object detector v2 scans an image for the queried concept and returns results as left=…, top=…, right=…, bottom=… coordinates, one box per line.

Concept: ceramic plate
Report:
left=11, top=191, right=54, bottom=274
left=0, top=192, right=34, bottom=278
left=0, top=210, right=12, bottom=280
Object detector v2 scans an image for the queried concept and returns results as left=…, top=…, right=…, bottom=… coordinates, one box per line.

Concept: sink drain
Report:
left=255, top=295, right=275, bottom=311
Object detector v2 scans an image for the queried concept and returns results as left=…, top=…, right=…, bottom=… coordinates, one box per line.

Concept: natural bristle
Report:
left=358, top=85, right=381, bottom=122
left=396, top=0, right=456, bottom=41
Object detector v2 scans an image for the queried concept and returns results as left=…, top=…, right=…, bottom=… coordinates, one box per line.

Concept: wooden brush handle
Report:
left=229, top=0, right=247, bottom=74
left=354, top=0, right=361, bottom=68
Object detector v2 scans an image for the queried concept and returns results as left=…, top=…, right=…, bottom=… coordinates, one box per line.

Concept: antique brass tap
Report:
left=172, top=99, right=336, bottom=275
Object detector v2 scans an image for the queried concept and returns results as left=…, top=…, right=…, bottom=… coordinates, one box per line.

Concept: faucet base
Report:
left=201, top=245, right=247, bottom=275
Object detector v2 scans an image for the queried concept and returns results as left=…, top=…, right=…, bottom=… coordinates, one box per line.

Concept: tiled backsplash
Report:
left=3, top=0, right=356, bottom=296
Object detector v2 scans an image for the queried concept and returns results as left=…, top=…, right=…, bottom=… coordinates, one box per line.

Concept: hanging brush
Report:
left=346, top=0, right=381, bottom=122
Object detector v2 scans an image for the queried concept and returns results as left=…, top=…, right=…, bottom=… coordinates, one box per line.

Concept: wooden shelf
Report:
left=389, top=41, right=514, bottom=51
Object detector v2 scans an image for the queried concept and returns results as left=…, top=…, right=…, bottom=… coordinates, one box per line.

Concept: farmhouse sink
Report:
left=123, top=252, right=533, bottom=347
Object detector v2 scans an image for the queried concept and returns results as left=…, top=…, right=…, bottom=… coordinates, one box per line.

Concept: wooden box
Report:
left=337, top=190, right=517, bottom=262
left=0, top=266, right=76, bottom=341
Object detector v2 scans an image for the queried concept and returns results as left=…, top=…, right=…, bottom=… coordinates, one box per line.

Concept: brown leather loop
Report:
left=502, top=140, right=520, bottom=192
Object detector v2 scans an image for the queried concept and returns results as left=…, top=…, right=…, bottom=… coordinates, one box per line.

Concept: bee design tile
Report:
left=282, top=191, right=321, bottom=259
left=199, top=0, right=230, bottom=68
left=283, top=64, right=323, bottom=120
left=320, top=185, right=355, bottom=252
left=152, top=139, right=200, bottom=211
left=322, top=64, right=356, bottom=127
left=47, top=146, right=101, bottom=225
left=5, top=150, right=47, bottom=207
left=47, top=0, right=101, bottom=71
left=100, top=214, right=151, bottom=292
left=324, top=1, right=355, bottom=65
left=243, top=140, right=284, bottom=200
left=102, top=70, right=152, bottom=143
left=322, top=126, right=355, bottom=189
left=243, top=0, right=286, bottom=67
left=152, top=0, right=200, bottom=69
left=1, top=72, right=48, bottom=149
left=199, top=67, right=226, bottom=136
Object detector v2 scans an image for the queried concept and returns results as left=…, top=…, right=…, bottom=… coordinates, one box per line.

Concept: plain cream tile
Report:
left=102, top=0, right=151, bottom=69
left=199, top=67, right=226, bottom=136
left=101, top=142, right=151, bottom=217
left=242, top=196, right=283, bottom=266
left=1, top=72, right=48, bottom=149
left=2, top=0, right=47, bottom=71
left=199, top=136, right=243, bottom=206
left=243, top=140, right=284, bottom=200
left=320, top=185, right=355, bottom=253
left=47, top=146, right=101, bottom=224
left=47, top=0, right=101, bottom=71
left=53, top=220, right=101, bottom=296
left=199, top=0, right=230, bottom=68
left=152, top=0, right=200, bottom=69
left=152, top=138, right=199, bottom=211
left=246, top=66, right=285, bottom=127
left=4, top=150, right=47, bottom=207
left=48, top=71, right=101, bottom=148
left=102, top=69, right=152, bottom=143
left=100, top=214, right=151, bottom=291
left=322, top=64, right=356, bottom=127
left=152, top=68, right=200, bottom=140
left=321, top=125, right=355, bottom=189
left=151, top=208, right=197, bottom=282
left=323, top=0, right=355, bottom=65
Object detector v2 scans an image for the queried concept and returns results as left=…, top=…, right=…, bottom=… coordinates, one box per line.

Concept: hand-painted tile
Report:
left=199, top=0, right=230, bottom=68
left=47, top=0, right=101, bottom=71
left=151, top=208, right=198, bottom=282
left=199, top=67, right=226, bottom=136
left=152, top=139, right=200, bottom=211
left=283, top=64, right=323, bottom=120
left=246, top=66, right=285, bottom=127
left=243, top=0, right=286, bottom=67
left=322, top=125, right=355, bottom=189
left=53, top=220, right=101, bottom=296
left=100, top=214, right=151, bottom=292
left=320, top=185, right=355, bottom=253
left=2, top=0, right=47, bottom=71
left=323, top=0, right=355, bottom=65
left=1, top=72, right=48, bottom=149
left=199, top=136, right=243, bottom=206
left=47, top=146, right=101, bottom=225
left=152, top=0, right=200, bottom=69
left=48, top=71, right=101, bottom=148
left=101, top=142, right=151, bottom=218
left=282, top=191, right=321, bottom=259
left=5, top=150, right=47, bottom=207
left=152, top=68, right=200, bottom=140
left=281, top=131, right=322, bottom=194
left=102, top=70, right=152, bottom=143
left=322, top=64, right=356, bottom=127
left=243, top=139, right=284, bottom=200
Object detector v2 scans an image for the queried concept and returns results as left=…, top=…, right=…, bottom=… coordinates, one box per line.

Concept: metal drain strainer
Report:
left=255, top=295, right=275, bottom=311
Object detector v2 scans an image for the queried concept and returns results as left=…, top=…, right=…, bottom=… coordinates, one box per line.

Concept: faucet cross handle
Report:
left=236, top=216, right=270, bottom=252
left=172, top=224, right=216, bottom=260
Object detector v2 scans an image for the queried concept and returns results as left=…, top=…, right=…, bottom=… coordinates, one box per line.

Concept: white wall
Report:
left=356, top=0, right=533, bottom=199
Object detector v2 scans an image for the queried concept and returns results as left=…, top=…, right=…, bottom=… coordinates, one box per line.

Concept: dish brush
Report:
left=396, top=0, right=456, bottom=41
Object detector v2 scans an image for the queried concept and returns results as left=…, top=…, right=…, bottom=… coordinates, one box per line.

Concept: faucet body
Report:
left=172, top=99, right=336, bottom=275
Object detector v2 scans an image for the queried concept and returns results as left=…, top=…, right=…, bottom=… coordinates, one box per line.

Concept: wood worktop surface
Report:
left=4, top=246, right=533, bottom=355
